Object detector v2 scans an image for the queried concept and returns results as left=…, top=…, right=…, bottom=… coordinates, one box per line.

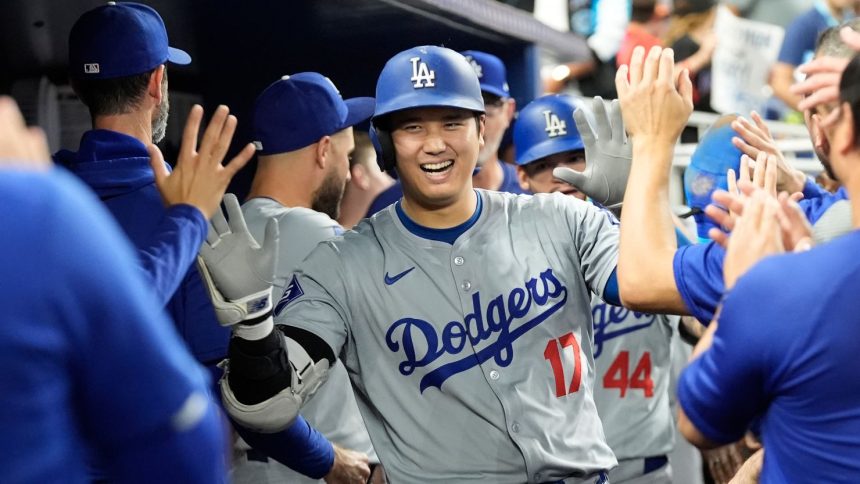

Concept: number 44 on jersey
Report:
left=603, top=351, right=654, bottom=398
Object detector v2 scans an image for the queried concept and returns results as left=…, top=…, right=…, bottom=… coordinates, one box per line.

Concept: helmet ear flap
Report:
left=369, top=123, right=398, bottom=179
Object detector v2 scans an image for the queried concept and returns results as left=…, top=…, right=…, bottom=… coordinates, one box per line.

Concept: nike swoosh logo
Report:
left=384, top=267, right=415, bottom=285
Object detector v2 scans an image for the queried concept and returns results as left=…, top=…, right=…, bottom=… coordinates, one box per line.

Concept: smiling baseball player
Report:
left=203, top=45, right=630, bottom=483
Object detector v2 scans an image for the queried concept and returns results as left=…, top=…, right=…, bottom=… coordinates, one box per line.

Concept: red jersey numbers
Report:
left=544, top=332, right=583, bottom=398
left=603, top=351, right=654, bottom=398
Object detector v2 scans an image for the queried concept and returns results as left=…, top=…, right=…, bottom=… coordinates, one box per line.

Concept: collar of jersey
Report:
left=54, top=129, right=157, bottom=197
left=70, top=129, right=150, bottom=163
left=394, top=190, right=482, bottom=245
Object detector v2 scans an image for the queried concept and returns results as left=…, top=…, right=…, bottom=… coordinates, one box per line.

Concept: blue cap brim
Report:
left=516, top=137, right=585, bottom=166
left=481, top=85, right=509, bottom=99
left=343, top=97, right=376, bottom=128
left=167, top=46, right=192, bottom=65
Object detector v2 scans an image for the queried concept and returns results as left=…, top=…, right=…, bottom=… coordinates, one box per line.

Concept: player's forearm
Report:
left=221, top=325, right=335, bottom=433
left=618, top=141, right=686, bottom=313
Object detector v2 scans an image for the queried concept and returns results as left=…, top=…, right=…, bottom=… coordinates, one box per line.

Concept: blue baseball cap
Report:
left=253, top=73, right=375, bottom=155
left=683, top=120, right=742, bottom=240
left=514, top=94, right=585, bottom=166
left=460, top=50, right=510, bottom=99
left=69, top=2, right=190, bottom=79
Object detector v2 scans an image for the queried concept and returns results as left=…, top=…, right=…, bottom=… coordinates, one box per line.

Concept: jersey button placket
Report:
left=489, top=369, right=500, bottom=381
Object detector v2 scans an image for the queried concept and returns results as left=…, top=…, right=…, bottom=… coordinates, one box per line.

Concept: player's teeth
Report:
left=421, top=160, right=453, bottom=172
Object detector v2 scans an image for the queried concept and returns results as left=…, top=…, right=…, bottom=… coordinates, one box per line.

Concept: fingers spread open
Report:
left=223, top=193, right=250, bottom=236
left=752, top=151, right=767, bottom=188
left=726, top=168, right=738, bottom=196
left=764, top=154, right=777, bottom=196
left=615, top=65, right=630, bottom=98
left=211, top=201, right=231, bottom=236
left=608, top=99, right=625, bottom=143
left=574, top=107, right=597, bottom=145
left=223, top=143, right=256, bottom=179
left=629, top=46, right=646, bottom=86
left=641, top=46, right=661, bottom=85
left=147, top=144, right=169, bottom=188
left=657, top=48, right=675, bottom=85
left=200, top=105, right=230, bottom=160
left=738, top=154, right=752, bottom=185
left=180, top=105, right=204, bottom=159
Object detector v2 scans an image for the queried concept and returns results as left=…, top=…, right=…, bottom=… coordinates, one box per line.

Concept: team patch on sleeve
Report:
left=275, top=275, right=305, bottom=316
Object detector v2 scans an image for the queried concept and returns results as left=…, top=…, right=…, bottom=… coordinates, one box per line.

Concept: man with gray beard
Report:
left=56, top=3, right=345, bottom=482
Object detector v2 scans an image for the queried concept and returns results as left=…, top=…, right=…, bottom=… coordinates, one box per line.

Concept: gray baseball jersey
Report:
left=590, top=295, right=676, bottom=465
left=281, top=189, right=619, bottom=483
left=235, top=198, right=376, bottom=483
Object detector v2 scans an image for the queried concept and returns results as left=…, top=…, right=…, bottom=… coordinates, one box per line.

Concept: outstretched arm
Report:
left=615, top=46, right=693, bottom=314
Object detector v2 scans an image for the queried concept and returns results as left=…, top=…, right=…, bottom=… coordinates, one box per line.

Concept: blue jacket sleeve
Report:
left=677, top=268, right=773, bottom=445
left=137, top=203, right=208, bottom=306
left=235, top=416, right=335, bottom=479
left=673, top=241, right=726, bottom=324
left=49, top=171, right=228, bottom=483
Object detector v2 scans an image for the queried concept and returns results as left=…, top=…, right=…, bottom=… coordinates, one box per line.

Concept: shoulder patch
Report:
left=275, top=274, right=305, bottom=316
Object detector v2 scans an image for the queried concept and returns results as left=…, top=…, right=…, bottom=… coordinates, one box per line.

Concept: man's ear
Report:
left=516, top=165, right=530, bottom=192
left=148, top=65, right=166, bottom=104
left=810, top=112, right=831, bottom=159
left=315, top=135, right=332, bottom=169
left=477, top=114, right=486, bottom=148
left=833, top=102, right=856, bottom=157
left=504, top=98, right=516, bottom=123
left=350, top=163, right=370, bottom=190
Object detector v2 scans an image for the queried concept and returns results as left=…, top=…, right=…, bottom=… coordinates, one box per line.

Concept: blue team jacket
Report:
left=56, top=129, right=228, bottom=363
left=56, top=129, right=334, bottom=478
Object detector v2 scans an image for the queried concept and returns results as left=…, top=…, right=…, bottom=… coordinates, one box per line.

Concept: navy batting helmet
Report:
left=514, top=94, right=585, bottom=166
left=372, top=45, right=485, bottom=173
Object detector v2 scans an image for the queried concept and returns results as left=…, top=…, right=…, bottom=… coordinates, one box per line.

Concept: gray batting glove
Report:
left=198, top=193, right=279, bottom=326
left=553, top=97, right=631, bottom=210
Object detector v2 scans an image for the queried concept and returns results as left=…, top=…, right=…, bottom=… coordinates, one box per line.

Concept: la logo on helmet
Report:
left=410, top=57, right=436, bottom=88
left=543, top=110, right=567, bottom=137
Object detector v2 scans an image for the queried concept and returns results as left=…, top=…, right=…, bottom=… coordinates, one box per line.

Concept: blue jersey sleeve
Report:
left=677, top=271, right=772, bottom=444
left=801, top=176, right=829, bottom=201
left=672, top=241, right=726, bottom=324
left=799, top=187, right=849, bottom=223
left=137, top=203, right=208, bottom=306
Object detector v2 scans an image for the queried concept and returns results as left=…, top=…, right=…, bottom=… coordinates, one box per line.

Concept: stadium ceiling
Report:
left=0, top=0, right=590, bottom=83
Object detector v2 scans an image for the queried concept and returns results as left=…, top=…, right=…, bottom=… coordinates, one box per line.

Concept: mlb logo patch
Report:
left=84, top=63, right=100, bottom=74
left=275, top=274, right=305, bottom=316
